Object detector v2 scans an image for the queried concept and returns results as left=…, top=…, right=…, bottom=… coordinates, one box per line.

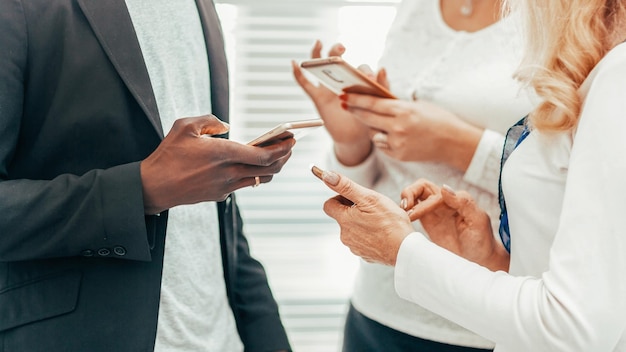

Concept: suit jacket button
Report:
left=81, top=249, right=94, bottom=257
left=113, top=246, right=127, bottom=256
left=97, top=248, right=111, bottom=256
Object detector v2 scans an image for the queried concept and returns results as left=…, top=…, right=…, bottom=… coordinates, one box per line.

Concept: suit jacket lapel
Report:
left=77, top=0, right=164, bottom=138
left=195, top=0, right=230, bottom=125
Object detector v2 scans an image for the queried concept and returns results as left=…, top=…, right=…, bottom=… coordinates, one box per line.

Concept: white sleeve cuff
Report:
left=394, top=232, right=430, bottom=301
left=394, top=232, right=528, bottom=346
left=463, top=129, right=505, bottom=196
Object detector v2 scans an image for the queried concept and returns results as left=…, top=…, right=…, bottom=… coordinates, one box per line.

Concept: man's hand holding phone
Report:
left=141, top=115, right=295, bottom=214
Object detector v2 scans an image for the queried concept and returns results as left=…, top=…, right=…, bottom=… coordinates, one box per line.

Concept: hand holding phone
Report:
left=247, top=119, right=324, bottom=147
left=300, top=57, right=396, bottom=99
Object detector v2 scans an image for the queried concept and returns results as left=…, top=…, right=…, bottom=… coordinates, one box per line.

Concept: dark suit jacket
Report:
left=0, top=0, right=291, bottom=351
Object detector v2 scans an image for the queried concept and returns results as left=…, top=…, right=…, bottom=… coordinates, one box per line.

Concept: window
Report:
left=215, top=1, right=398, bottom=350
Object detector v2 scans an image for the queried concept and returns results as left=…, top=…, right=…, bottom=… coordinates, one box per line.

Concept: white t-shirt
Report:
left=396, top=42, right=626, bottom=351
left=124, top=1, right=243, bottom=351
left=329, top=0, right=534, bottom=348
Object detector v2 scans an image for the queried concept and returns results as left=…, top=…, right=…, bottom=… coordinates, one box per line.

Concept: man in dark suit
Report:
left=0, top=0, right=292, bottom=351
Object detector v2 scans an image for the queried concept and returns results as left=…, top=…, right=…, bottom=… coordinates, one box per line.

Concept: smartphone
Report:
left=300, top=57, right=396, bottom=99
left=247, top=119, right=324, bottom=147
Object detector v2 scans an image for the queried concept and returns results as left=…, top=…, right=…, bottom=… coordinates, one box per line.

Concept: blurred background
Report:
left=214, top=1, right=399, bottom=350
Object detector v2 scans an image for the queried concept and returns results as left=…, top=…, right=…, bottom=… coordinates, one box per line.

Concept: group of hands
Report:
left=139, top=41, right=510, bottom=271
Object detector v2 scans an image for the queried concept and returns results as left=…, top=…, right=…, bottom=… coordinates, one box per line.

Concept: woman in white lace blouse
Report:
left=293, top=0, right=534, bottom=351
left=317, top=0, right=626, bottom=350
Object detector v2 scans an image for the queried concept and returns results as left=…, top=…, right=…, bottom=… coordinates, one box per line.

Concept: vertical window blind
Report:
left=214, top=1, right=398, bottom=350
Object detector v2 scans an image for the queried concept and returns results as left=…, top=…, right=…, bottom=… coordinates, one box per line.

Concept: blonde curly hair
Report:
left=507, top=0, right=626, bottom=132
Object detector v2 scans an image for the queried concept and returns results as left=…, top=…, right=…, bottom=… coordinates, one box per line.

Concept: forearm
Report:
left=394, top=233, right=531, bottom=346
left=0, top=163, right=152, bottom=262
left=394, top=232, right=625, bottom=351
left=438, top=122, right=483, bottom=172
left=333, top=138, right=373, bottom=167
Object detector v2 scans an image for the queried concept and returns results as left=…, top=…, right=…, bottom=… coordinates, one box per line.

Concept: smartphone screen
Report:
left=300, top=57, right=396, bottom=99
left=247, top=119, right=324, bottom=147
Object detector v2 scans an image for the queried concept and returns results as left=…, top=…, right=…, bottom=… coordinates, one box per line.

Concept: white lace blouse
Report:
left=329, top=0, right=535, bottom=348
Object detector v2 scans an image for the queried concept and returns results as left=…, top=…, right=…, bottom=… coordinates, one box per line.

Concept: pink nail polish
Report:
left=322, top=171, right=340, bottom=186
left=442, top=184, right=456, bottom=195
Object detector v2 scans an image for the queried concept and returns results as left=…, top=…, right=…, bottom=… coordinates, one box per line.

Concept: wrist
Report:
left=486, top=242, right=510, bottom=272
left=334, top=139, right=373, bottom=166
left=140, top=160, right=168, bottom=215
left=443, top=125, right=483, bottom=172
left=389, top=229, right=413, bottom=266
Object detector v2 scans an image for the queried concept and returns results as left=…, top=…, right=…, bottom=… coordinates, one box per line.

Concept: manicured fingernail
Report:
left=341, top=102, right=348, bottom=110
left=339, top=94, right=348, bottom=101
left=310, top=164, right=323, bottom=180
left=442, top=184, right=456, bottom=195
left=407, top=209, right=413, bottom=217
left=400, top=198, right=408, bottom=209
left=322, top=170, right=340, bottom=186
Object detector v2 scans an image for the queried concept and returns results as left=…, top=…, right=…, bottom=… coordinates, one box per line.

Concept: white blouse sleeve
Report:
left=463, top=129, right=505, bottom=195
left=395, top=47, right=626, bottom=351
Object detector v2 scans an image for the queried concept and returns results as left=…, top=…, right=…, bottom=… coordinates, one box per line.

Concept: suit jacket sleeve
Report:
left=0, top=0, right=153, bottom=263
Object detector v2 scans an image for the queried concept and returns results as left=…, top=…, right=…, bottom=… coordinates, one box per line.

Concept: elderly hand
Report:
left=292, top=40, right=372, bottom=166
left=340, top=94, right=483, bottom=172
left=400, top=179, right=510, bottom=272
left=141, top=115, right=294, bottom=214
left=314, top=166, right=414, bottom=266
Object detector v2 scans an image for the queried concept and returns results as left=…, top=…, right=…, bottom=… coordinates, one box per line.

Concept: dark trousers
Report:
left=342, top=304, right=494, bottom=352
